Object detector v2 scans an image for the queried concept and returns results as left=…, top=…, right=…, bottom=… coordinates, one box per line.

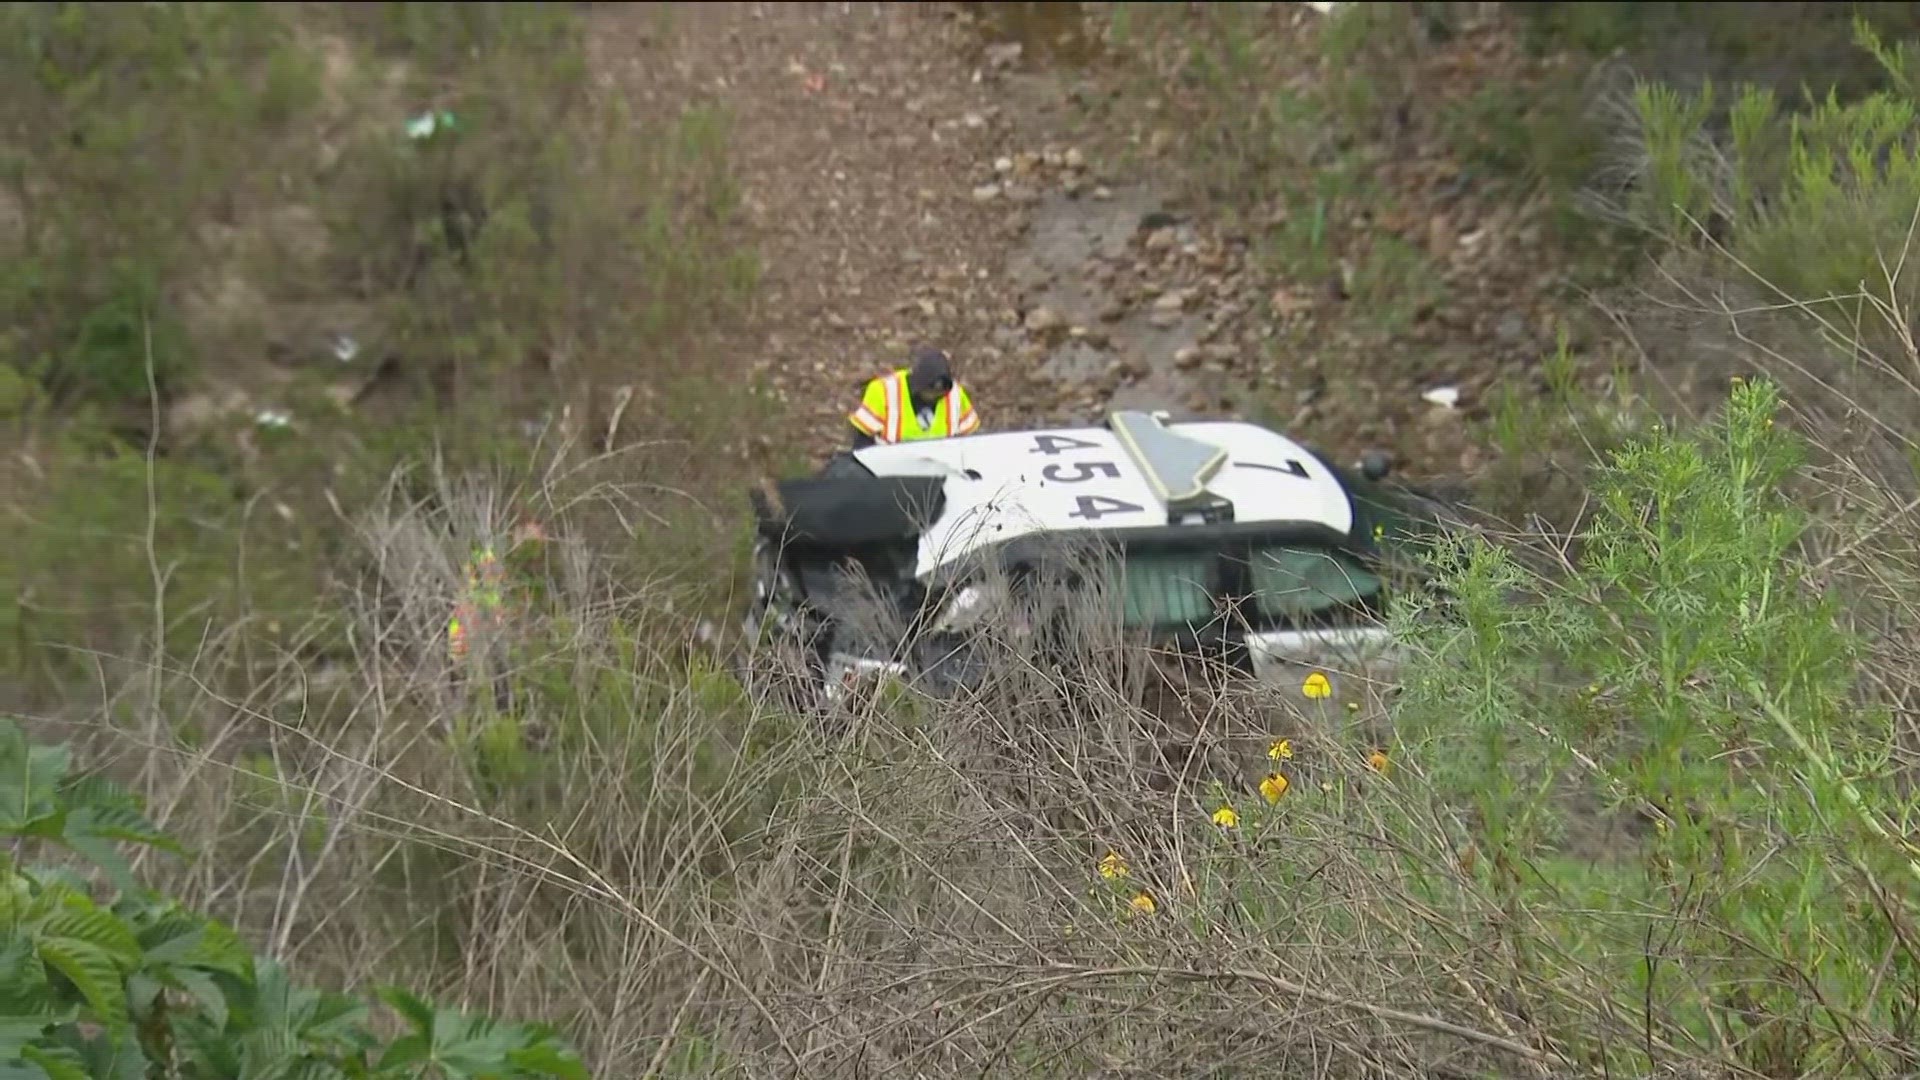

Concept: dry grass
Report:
left=14, top=430, right=1553, bottom=1077
left=5, top=402, right=1868, bottom=1078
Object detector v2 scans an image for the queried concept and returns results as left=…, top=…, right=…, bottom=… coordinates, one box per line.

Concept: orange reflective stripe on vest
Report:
left=946, top=384, right=979, bottom=435
left=883, top=371, right=905, bottom=443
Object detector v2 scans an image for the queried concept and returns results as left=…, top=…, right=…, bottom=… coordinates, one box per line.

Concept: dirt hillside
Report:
left=590, top=1, right=1565, bottom=483
left=590, top=2, right=1050, bottom=466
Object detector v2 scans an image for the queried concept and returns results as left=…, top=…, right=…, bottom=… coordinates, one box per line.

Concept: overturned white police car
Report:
left=740, top=411, right=1451, bottom=707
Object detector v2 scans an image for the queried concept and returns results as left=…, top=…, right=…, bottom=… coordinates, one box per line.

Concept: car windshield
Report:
left=1252, top=544, right=1381, bottom=620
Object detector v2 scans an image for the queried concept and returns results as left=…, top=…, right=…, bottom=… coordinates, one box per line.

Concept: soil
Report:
left=140, top=2, right=1598, bottom=505
left=584, top=1, right=1586, bottom=486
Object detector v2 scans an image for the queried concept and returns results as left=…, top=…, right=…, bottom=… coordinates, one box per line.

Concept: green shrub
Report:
left=1514, top=2, right=1920, bottom=98
left=0, top=364, right=37, bottom=419
left=0, top=717, right=590, bottom=1079
left=1389, top=377, right=1920, bottom=1074
left=1620, top=20, right=1920, bottom=314
left=43, top=267, right=194, bottom=410
left=1443, top=74, right=1600, bottom=187
left=2, top=1, right=321, bottom=416
left=318, top=5, right=759, bottom=449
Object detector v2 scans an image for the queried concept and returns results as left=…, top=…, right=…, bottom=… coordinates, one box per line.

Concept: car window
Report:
left=1118, top=552, right=1216, bottom=628
left=1252, top=545, right=1382, bottom=619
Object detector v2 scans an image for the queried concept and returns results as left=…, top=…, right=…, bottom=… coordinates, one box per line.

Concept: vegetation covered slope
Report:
left=8, top=1, right=1920, bottom=1076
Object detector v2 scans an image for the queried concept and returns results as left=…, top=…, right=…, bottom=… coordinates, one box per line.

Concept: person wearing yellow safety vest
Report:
left=847, top=345, right=980, bottom=449
left=446, top=546, right=506, bottom=663
left=446, top=520, right=546, bottom=663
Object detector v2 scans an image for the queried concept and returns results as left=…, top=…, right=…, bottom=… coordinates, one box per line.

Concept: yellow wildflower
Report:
left=1098, top=850, right=1129, bottom=880
left=1367, top=749, right=1391, bottom=776
left=1267, top=738, right=1293, bottom=761
left=1211, top=804, right=1239, bottom=829
left=1345, top=701, right=1360, bottom=714
left=1301, top=671, right=1332, bottom=700
left=1128, top=891, right=1157, bottom=917
left=1260, top=772, right=1290, bottom=804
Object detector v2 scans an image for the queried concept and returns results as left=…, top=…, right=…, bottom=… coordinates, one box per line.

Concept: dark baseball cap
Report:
left=910, top=346, right=953, bottom=390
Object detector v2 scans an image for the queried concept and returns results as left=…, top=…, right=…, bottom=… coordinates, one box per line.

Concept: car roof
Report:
left=850, top=412, right=1358, bottom=579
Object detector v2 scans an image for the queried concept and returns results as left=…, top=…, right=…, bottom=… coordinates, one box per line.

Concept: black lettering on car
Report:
left=1235, top=460, right=1312, bottom=480
left=1030, top=433, right=1103, bottom=456
left=1041, top=460, right=1123, bottom=483
left=1067, top=494, right=1146, bottom=521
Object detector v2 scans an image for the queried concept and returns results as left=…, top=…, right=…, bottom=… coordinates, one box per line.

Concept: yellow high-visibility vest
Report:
left=447, top=547, right=508, bottom=660
left=847, top=368, right=980, bottom=443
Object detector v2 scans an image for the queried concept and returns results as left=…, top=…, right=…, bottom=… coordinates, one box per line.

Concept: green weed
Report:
left=0, top=716, right=590, bottom=1079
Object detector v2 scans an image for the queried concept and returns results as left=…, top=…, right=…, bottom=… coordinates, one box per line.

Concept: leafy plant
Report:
left=0, top=718, right=590, bottom=1079
left=1390, top=378, right=1920, bottom=1074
